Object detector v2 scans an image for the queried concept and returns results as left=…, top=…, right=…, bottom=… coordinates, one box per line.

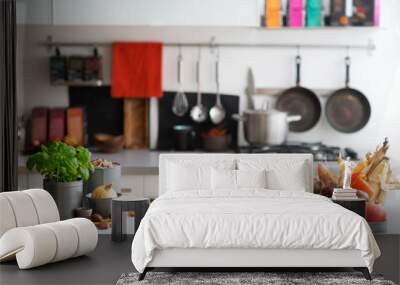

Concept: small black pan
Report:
left=325, top=56, right=371, bottom=133
left=276, top=56, right=321, bottom=132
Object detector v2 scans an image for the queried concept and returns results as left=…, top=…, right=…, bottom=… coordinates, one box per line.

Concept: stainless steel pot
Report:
left=232, top=109, right=301, bottom=146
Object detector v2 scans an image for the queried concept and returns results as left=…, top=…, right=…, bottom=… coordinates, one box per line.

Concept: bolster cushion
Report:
left=0, top=189, right=60, bottom=237
left=0, top=218, right=98, bottom=269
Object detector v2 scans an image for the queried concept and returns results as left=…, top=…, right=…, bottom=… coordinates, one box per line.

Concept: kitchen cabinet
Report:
left=120, top=175, right=159, bottom=198
left=120, top=175, right=144, bottom=197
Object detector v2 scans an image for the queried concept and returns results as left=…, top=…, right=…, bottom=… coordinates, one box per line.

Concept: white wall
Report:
left=18, top=0, right=400, bottom=164
left=17, top=0, right=261, bottom=26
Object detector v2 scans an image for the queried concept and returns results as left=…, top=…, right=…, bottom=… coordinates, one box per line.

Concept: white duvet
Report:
left=131, top=190, right=380, bottom=273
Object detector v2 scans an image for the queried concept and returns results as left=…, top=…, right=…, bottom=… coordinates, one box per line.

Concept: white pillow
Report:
left=238, top=158, right=307, bottom=191
left=166, top=159, right=236, bottom=192
left=167, top=162, right=210, bottom=191
left=211, top=168, right=236, bottom=190
left=266, top=166, right=306, bottom=191
left=237, top=169, right=267, bottom=189
left=211, top=168, right=267, bottom=191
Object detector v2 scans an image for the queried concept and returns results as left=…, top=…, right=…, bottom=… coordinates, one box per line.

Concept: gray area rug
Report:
left=116, top=272, right=396, bottom=285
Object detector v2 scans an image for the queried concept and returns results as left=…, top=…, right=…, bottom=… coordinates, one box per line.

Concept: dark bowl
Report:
left=203, top=135, right=231, bottom=152
left=94, top=133, right=124, bottom=153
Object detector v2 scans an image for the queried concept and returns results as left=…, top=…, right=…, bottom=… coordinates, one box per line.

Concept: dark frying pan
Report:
left=325, top=56, right=371, bottom=133
left=276, top=56, right=321, bottom=132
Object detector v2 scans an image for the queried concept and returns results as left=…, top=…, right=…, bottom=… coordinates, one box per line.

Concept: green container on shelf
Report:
left=306, top=0, right=322, bottom=27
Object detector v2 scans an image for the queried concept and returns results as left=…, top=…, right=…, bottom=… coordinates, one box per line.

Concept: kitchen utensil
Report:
left=157, top=92, right=239, bottom=150
left=209, top=54, right=226, bottom=124
left=276, top=55, right=321, bottom=132
left=325, top=56, right=371, bottom=133
left=232, top=109, right=301, bottom=146
left=190, top=50, right=207, bottom=123
left=173, top=125, right=196, bottom=151
left=246, top=68, right=256, bottom=110
left=172, top=51, right=189, bottom=117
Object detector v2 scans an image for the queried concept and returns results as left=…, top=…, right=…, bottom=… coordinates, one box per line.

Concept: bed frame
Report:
left=140, top=248, right=370, bottom=280
left=138, top=154, right=371, bottom=281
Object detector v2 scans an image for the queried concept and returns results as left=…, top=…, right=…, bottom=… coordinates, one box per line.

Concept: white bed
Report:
left=131, top=154, right=380, bottom=280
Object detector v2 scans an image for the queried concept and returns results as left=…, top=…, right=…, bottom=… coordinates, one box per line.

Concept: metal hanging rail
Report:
left=40, top=36, right=376, bottom=52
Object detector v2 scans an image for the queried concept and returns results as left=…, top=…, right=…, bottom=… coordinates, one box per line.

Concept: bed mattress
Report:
left=131, top=190, right=380, bottom=273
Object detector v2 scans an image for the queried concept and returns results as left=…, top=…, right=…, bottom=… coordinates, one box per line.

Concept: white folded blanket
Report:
left=131, top=190, right=380, bottom=273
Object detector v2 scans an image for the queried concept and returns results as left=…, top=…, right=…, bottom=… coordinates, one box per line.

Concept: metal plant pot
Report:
left=84, top=163, right=121, bottom=197
left=86, top=193, right=120, bottom=218
left=43, top=179, right=83, bottom=220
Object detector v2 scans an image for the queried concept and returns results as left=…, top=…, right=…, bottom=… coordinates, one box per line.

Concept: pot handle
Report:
left=287, top=115, right=302, bottom=122
left=231, top=114, right=246, bottom=122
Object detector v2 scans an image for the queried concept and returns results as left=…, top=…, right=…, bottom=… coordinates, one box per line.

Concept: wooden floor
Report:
left=0, top=236, right=134, bottom=285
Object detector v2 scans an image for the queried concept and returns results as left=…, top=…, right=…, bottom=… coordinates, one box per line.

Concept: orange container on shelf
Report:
left=66, top=107, right=85, bottom=146
left=31, top=107, right=48, bottom=147
left=48, top=108, right=65, bottom=142
left=266, top=0, right=282, bottom=28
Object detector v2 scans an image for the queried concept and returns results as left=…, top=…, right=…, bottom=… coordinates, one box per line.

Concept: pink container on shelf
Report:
left=374, top=0, right=380, bottom=26
left=289, top=0, right=304, bottom=27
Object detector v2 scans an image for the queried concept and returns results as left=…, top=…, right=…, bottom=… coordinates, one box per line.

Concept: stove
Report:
left=236, top=142, right=358, bottom=162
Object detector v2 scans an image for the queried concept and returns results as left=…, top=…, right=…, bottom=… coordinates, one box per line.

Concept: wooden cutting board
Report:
left=123, top=99, right=149, bottom=149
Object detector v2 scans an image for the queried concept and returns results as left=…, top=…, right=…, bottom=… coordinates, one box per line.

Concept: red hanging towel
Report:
left=111, top=42, right=163, bottom=98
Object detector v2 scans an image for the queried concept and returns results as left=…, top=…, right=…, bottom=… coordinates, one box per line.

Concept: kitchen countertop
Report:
left=19, top=149, right=163, bottom=175
left=18, top=149, right=324, bottom=175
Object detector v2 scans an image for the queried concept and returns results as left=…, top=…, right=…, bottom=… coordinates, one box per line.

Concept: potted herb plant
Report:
left=27, top=142, right=94, bottom=219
